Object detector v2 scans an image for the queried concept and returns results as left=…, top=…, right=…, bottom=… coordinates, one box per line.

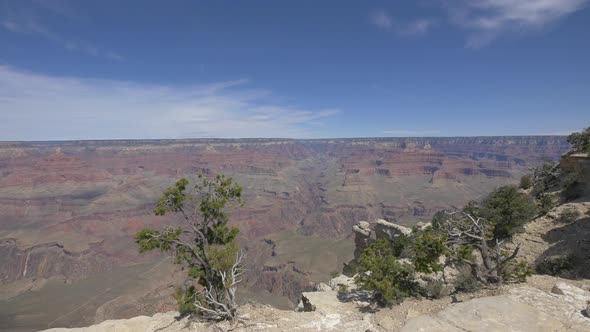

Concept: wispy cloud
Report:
left=443, top=0, right=589, bottom=48
left=0, top=66, right=339, bottom=140
left=32, top=0, right=86, bottom=21
left=370, top=9, right=434, bottom=36
left=1, top=2, right=122, bottom=60
left=370, top=9, right=394, bottom=29
left=382, top=130, right=441, bottom=137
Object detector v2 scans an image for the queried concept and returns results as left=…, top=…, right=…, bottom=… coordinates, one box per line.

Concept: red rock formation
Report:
left=0, top=137, right=570, bottom=320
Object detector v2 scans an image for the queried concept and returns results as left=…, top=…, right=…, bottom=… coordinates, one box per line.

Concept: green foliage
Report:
left=206, top=241, right=239, bottom=286
left=337, top=284, right=350, bottom=294
left=154, top=178, right=189, bottom=216
left=355, top=239, right=419, bottom=307
left=462, top=201, right=481, bottom=217
left=135, top=227, right=182, bottom=253
left=536, top=255, right=575, bottom=276
left=411, top=230, right=447, bottom=273
left=503, top=260, right=533, bottom=282
left=453, top=266, right=480, bottom=293
left=175, top=286, right=197, bottom=316
left=537, top=192, right=557, bottom=215
left=431, top=211, right=447, bottom=231
left=556, top=207, right=581, bottom=223
left=519, top=175, right=532, bottom=190
left=448, top=244, right=475, bottom=266
left=480, top=185, right=537, bottom=240
left=330, top=271, right=340, bottom=279
left=135, top=174, right=244, bottom=320
left=567, top=127, right=590, bottom=153
left=391, top=234, right=411, bottom=257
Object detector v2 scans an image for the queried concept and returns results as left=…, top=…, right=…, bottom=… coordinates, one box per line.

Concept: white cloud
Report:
left=1, top=18, right=124, bottom=60
left=401, top=19, right=434, bottom=35
left=1, top=2, right=123, bottom=60
left=0, top=66, right=339, bottom=140
left=370, top=9, right=393, bottom=29
left=444, top=0, right=589, bottom=48
left=382, top=130, right=441, bottom=137
left=370, top=9, right=434, bottom=36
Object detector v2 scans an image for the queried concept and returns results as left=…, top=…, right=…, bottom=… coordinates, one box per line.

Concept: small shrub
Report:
left=411, top=230, right=447, bottom=273
left=175, top=286, right=197, bottom=316
left=453, top=266, right=480, bottom=293
left=391, top=234, right=411, bottom=257
left=557, top=207, right=581, bottom=223
left=355, top=239, right=420, bottom=307
left=337, top=284, right=350, bottom=294
left=503, top=259, right=533, bottom=282
left=520, top=175, right=532, bottom=190
left=536, top=255, right=574, bottom=276
left=330, top=271, right=340, bottom=278
left=537, top=192, right=557, bottom=215
left=567, top=127, right=590, bottom=153
left=424, top=279, right=445, bottom=299
left=480, top=185, right=537, bottom=240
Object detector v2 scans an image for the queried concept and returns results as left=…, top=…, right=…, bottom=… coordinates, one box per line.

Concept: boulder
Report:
left=328, top=274, right=357, bottom=291
left=297, top=291, right=341, bottom=314
left=298, top=293, right=316, bottom=312
left=314, top=282, right=332, bottom=292
left=374, top=219, right=412, bottom=242
left=352, top=221, right=372, bottom=260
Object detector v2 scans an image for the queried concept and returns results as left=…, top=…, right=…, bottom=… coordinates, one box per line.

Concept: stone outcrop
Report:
left=374, top=219, right=412, bottom=241
left=42, top=280, right=590, bottom=332
left=351, top=219, right=413, bottom=261
left=401, top=283, right=590, bottom=332
left=352, top=221, right=372, bottom=260
left=559, top=153, right=590, bottom=198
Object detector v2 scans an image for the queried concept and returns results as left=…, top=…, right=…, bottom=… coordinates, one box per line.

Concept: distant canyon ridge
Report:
left=0, top=136, right=570, bottom=331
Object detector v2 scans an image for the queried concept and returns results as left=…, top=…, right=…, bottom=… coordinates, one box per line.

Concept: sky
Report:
left=0, top=0, right=589, bottom=140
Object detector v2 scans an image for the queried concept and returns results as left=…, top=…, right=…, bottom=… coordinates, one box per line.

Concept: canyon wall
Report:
left=0, top=136, right=570, bottom=330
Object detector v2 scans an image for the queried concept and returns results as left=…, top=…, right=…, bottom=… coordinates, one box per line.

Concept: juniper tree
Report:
left=430, top=187, right=535, bottom=284
left=135, top=174, right=244, bottom=321
left=567, top=127, right=590, bottom=153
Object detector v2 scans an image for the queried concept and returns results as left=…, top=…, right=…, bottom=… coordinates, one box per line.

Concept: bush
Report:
left=536, top=255, right=574, bottom=276
left=520, top=175, right=532, bottom=190
left=391, top=234, right=411, bottom=257
left=355, top=239, right=420, bottom=307
left=567, top=127, right=590, bottom=153
left=537, top=192, right=557, bottom=215
left=503, top=259, right=533, bottom=282
left=337, top=284, right=350, bottom=294
left=411, top=230, right=447, bottom=273
left=480, top=186, right=537, bottom=240
left=453, top=266, right=481, bottom=293
left=424, top=279, right=446, bottom=299
left=556, top=207, right=581, bottom=223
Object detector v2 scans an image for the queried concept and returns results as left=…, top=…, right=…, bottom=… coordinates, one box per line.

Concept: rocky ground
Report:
left=40, top=274, right=590, bottom=332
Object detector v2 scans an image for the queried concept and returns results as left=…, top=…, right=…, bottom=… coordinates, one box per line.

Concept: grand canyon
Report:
left=0, top=136, right=570, bottom=331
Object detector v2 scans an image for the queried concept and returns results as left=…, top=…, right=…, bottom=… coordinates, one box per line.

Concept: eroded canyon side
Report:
left=0, top=136, right=569, bottom=330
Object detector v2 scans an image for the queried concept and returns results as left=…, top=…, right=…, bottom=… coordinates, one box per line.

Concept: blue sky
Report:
left=1, top=0, right=589, bottom=140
